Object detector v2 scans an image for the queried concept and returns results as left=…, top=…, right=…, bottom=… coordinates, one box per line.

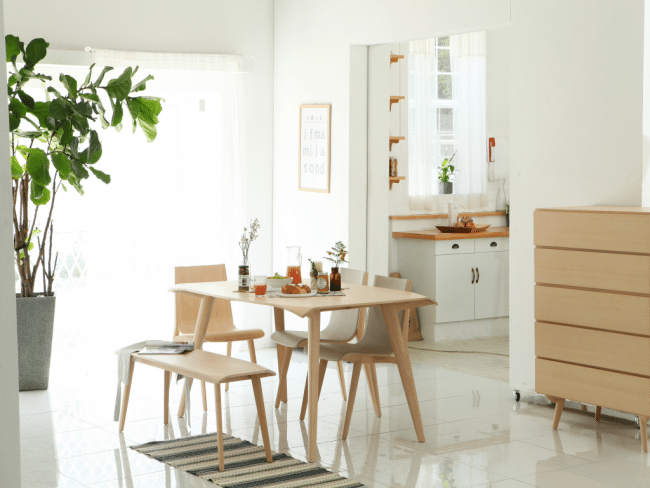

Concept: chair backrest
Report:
left=356, top=275, right=410, bottom=354
left=174, top=264, right=236, bottom=336
left=321, top=267, right=368, bottom=342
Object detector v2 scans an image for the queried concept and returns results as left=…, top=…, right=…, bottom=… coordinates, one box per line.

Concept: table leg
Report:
left=178, top=296, right=214, bottom=416
left=274, top=307, right=288, bottom=404
left=307, top=311, right=320, bottom=462
left=164, top=370, right=171, bottom=425
left=381, top=304, right=425, bottom=443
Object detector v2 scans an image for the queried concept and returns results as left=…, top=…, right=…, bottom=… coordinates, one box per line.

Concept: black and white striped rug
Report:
left=130, top=432, right=365, bottom=487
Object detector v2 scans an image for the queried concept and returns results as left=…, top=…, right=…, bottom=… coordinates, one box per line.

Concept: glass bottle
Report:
left=286, top=246, right=302, bottom=284
left=495, top=179, right=506, bottom=212
left=329, top=267, right=341, bottom=291
left=238, top=265, right=250, bottom=291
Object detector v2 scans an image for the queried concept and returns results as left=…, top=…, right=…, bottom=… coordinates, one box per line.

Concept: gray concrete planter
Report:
left=438, top=181, right=453, bottom=194
left=16, top=293, right=56, bottom=391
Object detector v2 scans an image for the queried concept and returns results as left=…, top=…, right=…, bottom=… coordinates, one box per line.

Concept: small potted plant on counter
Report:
left=324, top=241, right=348, bottom=291
left=438, top=151, right=457, bottom=195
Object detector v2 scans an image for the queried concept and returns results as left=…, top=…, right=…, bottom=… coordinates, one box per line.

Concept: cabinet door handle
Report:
left=476, top=267, right=479, bottom=283
left=471, top=268, right=475, bottom=284
left=452, top=244, right=459, bottom=249
left=490, top=241, right=497, bottom=247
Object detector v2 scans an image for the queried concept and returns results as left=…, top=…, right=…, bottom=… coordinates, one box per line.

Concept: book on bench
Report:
left=138, top=340, right=194, bottom=355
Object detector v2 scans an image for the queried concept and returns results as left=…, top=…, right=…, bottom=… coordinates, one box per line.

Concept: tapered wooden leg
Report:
left=299, top=372, right=309, bottom=421
left=552, top=399, right=565, bottom=430
left=640, top=416, right=649, bottom=452
left=275, top=347, right=293, bottom=409
left=201, top=381, right=208, bottom=412
left=595, top=406, right=602, bottom=422
left=343, top=362, right=362, bottom=440
left=318, top=359, right=328, bottom=396
left=381, top=304, right=425, bottom=442
left=164, top=370, right=171, bottom=425
left=248, top=340, right=257, bottom=363
left=307, top=312, right=321, bottom=462
left=118, top=359, right=135, bottom=432
left=178, top=378, right=194, bottom=418
left=252, top=377, right=273, bottom=463
left=337, top=361, right=348, bottom=401
left=274, top=308, right=287, bottom=403
left=364, top=363, right=381, bottom=418
left=225, top=342, right=232, bottom=392
left=214, top=384, right=224, bottom=471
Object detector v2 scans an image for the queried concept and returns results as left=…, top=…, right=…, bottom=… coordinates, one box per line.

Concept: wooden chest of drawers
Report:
left=534, top=206, right=650, bottom=451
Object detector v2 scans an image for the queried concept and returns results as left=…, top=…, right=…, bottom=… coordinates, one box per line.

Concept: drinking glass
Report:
left=253, top=276, right=267, bottom=296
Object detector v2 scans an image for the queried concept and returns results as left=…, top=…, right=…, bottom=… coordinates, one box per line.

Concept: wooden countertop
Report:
left=393, top=226, right=510, bottom=241
left=390, top=211, right=506, bottom=220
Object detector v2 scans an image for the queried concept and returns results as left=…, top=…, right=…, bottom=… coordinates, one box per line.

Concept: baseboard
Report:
left=421, top=317, right=509, bottom=342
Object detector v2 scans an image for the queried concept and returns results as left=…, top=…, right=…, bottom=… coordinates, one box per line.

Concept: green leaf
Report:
left=49, top=98, right=69, bottom=120
left=68, top=137, right=79, bottom=158
left=30, top=183, right=51, bottom=205
left=127, top=97, right=162, bottom=142
left=71, top=113, right=89, bottom=135
left=130, top=74, right=153, bottom=93
left=9, top=113, right=19, bottom=131
left=83, top=63, right=95, bottom=87
left=5, top=35, right=22, bottom=63
left=111, top=101, right=123, bottom=127
left=11, top=156, right=23, bottom=179
left=14, top=130, right=43, bottom=139
left=89, top=166, right=110, bottom=184
left=24, top=38, right=49, bottom=69
left=82, top=130, right=102, bottom=164
left=46, top=86, right=63, bottom=98
left=24, top=148, right=51, bottom=186
left=66, top=173, right=84, bottom=195
left=60, top=119, right=73, bottom=146
left=17, top=90, right=34, bottom=109
left=51, top=152, right=71, bottom=177
left=105, top=67, right=132, bottom=101
left=93, top=66, right=114, bottom=87
left=68, top=158, right=89, bottom=180
left=59, top=74, right=78, bottom=100
left=72, top=100, right=93, bottom=118
left=80, top=93, right=100, bottom=103
left=28, top=101, right=50, bottom=127
left=9, top=98, right=27, bottom=118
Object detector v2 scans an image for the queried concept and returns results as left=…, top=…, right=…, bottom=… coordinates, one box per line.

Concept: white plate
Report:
left=277, top=291, right=317, bottom=298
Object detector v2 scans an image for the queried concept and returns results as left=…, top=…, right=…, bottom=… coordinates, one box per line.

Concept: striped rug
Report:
left=130, top=432, right=365, bottom=488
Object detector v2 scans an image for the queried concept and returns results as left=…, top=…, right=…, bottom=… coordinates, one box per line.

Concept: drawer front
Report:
left=535, top=248, right=650, bottom=294
left=536, top=358, right=650, bottom=416
left=435, top=239, right=475, bottom=255
left=475, top=237, right=509, bottom=253
left=536, top=322, right=650, bottom=376
left=535, top=285, right=650, bottom=335
left=534, top=210, right=650, bottom=253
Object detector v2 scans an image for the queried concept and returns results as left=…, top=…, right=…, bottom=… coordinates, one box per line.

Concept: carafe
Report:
left=286, top=246, right=303, bottom=284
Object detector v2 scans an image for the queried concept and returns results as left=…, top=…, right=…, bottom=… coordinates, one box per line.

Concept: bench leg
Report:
left=164, top=371, right=171, bottom=425
left=118, top=359, right=135, bottom=432
left=641, top=416, right=649, bottom=452
left=337, top=361, right=347, bottom=401
left=595, top=406, right=602, bottom=422
left=300, top=359, right=328, bottom=421
left=275, top=347, right=292, bottom=409
left=201, top=381, right=208, bottom=413
left=343, top=362, right=362, bottom=440
left=178, top=378, right=193, bottom=418
left=252, top=377, right=273, bottom=463
left=225, top=342, right=232, bottom=392
left=214, top=383, right=224, bottom=472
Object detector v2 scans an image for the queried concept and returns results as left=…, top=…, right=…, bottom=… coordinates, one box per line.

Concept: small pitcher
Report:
left=287, top=246, right=303, bottom=284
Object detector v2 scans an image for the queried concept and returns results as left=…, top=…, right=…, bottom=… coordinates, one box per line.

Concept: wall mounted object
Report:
left=299, top=104, right=331, bottom=193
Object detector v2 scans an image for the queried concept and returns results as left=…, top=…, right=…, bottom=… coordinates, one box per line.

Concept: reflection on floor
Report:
left=18, top=343, right=650, bottom=488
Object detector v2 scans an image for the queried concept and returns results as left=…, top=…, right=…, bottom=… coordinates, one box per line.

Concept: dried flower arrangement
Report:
left=324, top=241, right=348, bottom=267
left=239, top=218, right=260, bottom=265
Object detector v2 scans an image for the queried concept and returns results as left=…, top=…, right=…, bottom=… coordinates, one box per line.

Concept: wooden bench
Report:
left=118, top=349, right=276, bottom=471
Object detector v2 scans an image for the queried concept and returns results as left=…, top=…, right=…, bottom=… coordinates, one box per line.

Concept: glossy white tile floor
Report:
left=18, top=345, right=650, bottom=487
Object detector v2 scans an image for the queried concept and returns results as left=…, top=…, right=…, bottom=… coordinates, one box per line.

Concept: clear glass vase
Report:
left=495, top=179, right=506, bottom=212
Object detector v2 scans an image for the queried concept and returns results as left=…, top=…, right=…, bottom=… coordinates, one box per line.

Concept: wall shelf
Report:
left=389, top=176, right=405, bottom=189
left=390, top=53, right=405, bottom=65
left=389, top=136, right=405, bottom=151
left=390, top=96, right=405, bottom=111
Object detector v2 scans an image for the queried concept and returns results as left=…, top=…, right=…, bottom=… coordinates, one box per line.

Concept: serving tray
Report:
left=436, top=225, right=491, bottom=234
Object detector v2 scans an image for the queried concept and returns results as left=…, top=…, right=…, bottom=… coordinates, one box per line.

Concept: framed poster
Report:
left=299, top=104, right=331, bottom=193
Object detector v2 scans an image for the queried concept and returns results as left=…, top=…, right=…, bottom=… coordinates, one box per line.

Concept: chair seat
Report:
left=304, top=341, right=394, bottom=362
left=176, top=328, right=265, bottom=344
left=271, top=329, right=355, bottom=348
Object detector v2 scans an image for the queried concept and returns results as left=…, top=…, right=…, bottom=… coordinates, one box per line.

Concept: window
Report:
left=408, top=32, right=487, bottom=211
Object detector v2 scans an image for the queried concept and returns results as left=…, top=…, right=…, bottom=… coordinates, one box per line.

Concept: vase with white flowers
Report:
left=238, top=218, right=260, bottom=291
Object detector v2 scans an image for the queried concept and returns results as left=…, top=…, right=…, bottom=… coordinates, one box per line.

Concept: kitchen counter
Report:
left=393, top=226, right=510, bottom=241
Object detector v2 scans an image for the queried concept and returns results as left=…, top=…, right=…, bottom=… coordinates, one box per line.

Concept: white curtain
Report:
left=408, top=32, right=487, bottom=212
left=23, top=53, right=247, bottom=351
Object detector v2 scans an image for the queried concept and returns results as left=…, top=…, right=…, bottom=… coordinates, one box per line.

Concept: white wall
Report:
left=0, top=1, right=21, bottom=484
left=4, top=0, right=276, bottom=344
left=274, top=0, right=510, bottom=304
left=509, top=0, right=644, bottom=392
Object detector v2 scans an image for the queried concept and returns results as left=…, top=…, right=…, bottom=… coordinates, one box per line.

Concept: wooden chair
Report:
left=119, top=350, right=275, bottom=472
left=270, top=268, right=371, bottom=411
left=174, top=264, right=265, bottom=412
left=302, top=275, right=412, bottom=440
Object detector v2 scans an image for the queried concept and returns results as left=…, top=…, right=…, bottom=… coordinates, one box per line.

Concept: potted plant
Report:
left=505, top=203, right=510, bottom=227
left=438, top=151, right=457, bottom=195
left=324, top=241, right=348, bottom=291
left=8, top=35, right=162, bottom=390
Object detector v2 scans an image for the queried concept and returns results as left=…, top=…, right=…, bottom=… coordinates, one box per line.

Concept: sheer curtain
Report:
left=24, top=52, right=247, bottom=351
left=408, top=32, right=487, bottom=211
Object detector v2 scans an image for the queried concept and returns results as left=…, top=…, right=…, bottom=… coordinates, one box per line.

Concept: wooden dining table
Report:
left=169, top=280, right=435, bottom=462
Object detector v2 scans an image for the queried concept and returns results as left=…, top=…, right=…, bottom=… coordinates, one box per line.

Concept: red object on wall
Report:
left=488, top=137, right=496, bottom=162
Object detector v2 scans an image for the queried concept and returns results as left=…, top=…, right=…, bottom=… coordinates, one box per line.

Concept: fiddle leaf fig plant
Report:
left=438, top=151, right=457, bottom=183
left=8, top=35, right=163, bottom=297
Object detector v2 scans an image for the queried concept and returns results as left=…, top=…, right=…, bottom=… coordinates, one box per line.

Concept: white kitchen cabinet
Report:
left=474, top=251, right=509, bottom=319
left=435, top=254, right=476, bottom=323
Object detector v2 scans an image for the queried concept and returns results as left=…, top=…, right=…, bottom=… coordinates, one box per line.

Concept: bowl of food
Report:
left=267, top=273, right=292, bottom=290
